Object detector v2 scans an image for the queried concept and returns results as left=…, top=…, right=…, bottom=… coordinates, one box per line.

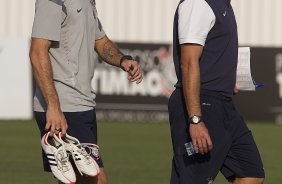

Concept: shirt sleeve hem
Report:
left=179, top=37, right=205, bottom=46
left=31, top=34, right=60, bottom=42
left=95, top=32, right=106, bottom=41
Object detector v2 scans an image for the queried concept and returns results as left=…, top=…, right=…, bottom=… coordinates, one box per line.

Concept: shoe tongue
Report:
left=54, top=141, right=62, bottom=149
left=64, top=137, right=79, bottom=145
left=48, top=136, right=62, bottom=149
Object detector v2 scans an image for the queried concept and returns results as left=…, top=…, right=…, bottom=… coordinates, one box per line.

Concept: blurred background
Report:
left=0, top=0, right=281, bottom=183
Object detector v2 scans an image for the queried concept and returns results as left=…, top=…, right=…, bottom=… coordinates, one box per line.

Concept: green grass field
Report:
left=0, top=120, right=281, bottom=184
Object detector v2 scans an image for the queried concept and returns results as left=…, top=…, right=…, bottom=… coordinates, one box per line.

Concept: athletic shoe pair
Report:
left=41, top=132, right=100, bottom=184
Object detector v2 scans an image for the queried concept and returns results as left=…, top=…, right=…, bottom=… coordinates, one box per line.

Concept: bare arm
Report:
left=181, top=44, right=202, bottom=116
left=29, top=38, right=67, bottom=135
left=181, top=44, right=213, bottom=154
left=95, top=36, right=123, bottom=67
left=95, top=36, right=143, bottom=84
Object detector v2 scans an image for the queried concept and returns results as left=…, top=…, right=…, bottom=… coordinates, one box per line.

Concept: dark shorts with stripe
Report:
left=168, top=88, right=265, bottom=184
left=35, top=109, right=104, bottom=172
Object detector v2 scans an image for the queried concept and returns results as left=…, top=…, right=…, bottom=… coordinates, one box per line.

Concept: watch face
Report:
left=192, top=116, right=200, bottom=123
left=191, top=116, right=201, bottom=124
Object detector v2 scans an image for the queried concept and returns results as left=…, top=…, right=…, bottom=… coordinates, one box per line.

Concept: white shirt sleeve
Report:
left=31, top=0, right=62, bottom=42
left=92, top=4, right=106, bottom=40
left=178, top=0, right=216, bottom=46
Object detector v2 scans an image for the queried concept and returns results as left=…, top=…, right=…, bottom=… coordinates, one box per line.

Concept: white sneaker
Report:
left=58, top=133, right=100, bottom=177
left=41, top=132, right=76, bottom=184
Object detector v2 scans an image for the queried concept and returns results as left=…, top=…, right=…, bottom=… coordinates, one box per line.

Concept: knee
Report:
left=97, top=175, right=108, bottom=184
left=233, top=177, right=264, bottom=184
left=76, top=175, right=97, bottom=184
left=97, top=169, right=108, bottom=184
left=251, top=178, right=264, bottom=184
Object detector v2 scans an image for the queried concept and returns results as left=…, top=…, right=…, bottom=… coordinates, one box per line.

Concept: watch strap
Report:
left=120, top=55, right=134, bottom=70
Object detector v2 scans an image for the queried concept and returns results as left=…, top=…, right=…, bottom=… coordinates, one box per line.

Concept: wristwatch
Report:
left=120, top=55, right=133, bottom=65
left=120, top=55, right=134, bottom=71
left=189, top=115, right=202, bottom=124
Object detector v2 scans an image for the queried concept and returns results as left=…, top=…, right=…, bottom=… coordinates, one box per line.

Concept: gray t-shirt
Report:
left=31, top=0, right=106, bottom=112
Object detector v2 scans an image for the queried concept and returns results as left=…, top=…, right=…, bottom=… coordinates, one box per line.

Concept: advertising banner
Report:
left=93, top=43, right=282, bottom=123
left=93, top=43, right=175, bottom=121
left=1, top=40, right=279, bottom=122
left=235, top=48, right=282, bottom=123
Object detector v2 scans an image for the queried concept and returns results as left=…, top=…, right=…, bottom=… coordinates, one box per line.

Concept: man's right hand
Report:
left=45, top=106, right=68, bottom=136
left=189, top=122, right=213, bottom=155
left=30, top=38, right=68, bottom=136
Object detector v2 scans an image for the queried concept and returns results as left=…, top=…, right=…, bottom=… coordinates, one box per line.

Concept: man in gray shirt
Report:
left=29, top=0, right=143, bottom=183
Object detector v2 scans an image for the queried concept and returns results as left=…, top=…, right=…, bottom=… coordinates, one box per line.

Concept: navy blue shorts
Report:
left=34, top=109, right=104, bottom=172
left=168, top=88, right=265, bottom=184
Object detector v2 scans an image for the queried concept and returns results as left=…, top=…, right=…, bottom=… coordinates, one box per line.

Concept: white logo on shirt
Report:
left=223, top=11, right=227, bottom=16
left=202, top=102, right=211, bottom=106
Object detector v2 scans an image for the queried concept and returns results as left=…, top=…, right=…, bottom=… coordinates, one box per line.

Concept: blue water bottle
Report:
left=184, top=141, right=196, bottom=156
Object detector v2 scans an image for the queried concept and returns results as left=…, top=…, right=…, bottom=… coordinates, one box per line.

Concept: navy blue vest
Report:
left=173, top=0, right=238, bottom=97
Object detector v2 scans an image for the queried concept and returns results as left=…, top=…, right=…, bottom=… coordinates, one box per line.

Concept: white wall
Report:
left=0, top=0, right=281, bottom=46
left=0, top=0, right=34, bottom=119
left=96, top=0, right=282, bottom=47
left=0, top=39, right=33, bottom=119
left=95, top=0, right=178, bottom=43
left=232, top=0, right=282, bottom=47
left=0, top=0, right=35, bottom=40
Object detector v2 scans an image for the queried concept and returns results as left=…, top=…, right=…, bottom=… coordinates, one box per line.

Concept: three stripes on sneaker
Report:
left=41, top=132, right=100, bottom=184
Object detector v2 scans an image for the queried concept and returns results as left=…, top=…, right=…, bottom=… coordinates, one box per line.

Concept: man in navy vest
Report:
left=168, top=0, right=265, bottom=183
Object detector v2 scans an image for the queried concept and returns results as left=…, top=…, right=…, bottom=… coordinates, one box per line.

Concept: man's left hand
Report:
left=121, top=60, right=143, bottom=84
